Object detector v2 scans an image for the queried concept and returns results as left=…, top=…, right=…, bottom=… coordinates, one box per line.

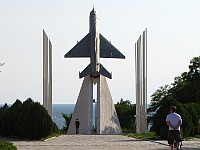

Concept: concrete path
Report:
left=1, top=135, right=200, bottom=150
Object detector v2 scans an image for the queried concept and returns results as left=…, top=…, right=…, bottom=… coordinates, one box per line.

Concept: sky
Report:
left=0, top=0, right=200, bottom=104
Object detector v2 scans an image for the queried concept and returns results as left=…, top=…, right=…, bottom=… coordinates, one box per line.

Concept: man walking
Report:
left=166, top=106, right=182, bottom=150
left=75, top=118, right=80, bottom=134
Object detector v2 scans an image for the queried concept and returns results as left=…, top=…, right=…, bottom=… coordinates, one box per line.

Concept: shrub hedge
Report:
left=0, top=98, right=55, bottom=140
left=150, top=98, right=200, bottom=139
left=0, top=141, right=17, bottom=150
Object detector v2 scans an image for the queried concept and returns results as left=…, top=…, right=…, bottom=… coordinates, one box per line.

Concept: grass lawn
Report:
left=41, top=132, right=61, bottom=141
left=0, top=141, right=17, bottom=150
left=126, top=132, right=161, bottom=140
left=184, top=134, right=200, bottom=140
left=126, top=132, right=200, bottom=141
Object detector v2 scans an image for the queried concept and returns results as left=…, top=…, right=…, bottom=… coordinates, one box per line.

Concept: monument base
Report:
left=67, top=75, right=122, bottom=135
left=96, top=75, right=122, bottom=134
left=67, top=76, right=93, bottom=134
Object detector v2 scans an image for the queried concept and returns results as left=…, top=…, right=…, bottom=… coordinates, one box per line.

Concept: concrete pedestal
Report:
left=96, top=75, right=122, bottom=134
left=67, top=75, right=122, bottom=135
left=67, top=75, right=93, bottom=134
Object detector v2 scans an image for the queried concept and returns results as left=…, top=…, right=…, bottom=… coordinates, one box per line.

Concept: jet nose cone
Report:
left=90, top=8, right=96, bottom=15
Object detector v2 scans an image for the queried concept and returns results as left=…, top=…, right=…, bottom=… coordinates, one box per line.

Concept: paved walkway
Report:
left=1, top=135, right=200, bottom=150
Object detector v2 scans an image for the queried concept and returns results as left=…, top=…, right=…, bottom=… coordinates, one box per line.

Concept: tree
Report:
left=0, top=103, right=9, bottom=135
left=171, top=56, right=200, bottom=104
left=6, top=100, right=22, bottom=136
left=148, top=85, right=170, bottom=113
left=115, top=98, right=136, bottom=132
left=148, top=56, right=200, bottom=139
left=150, top=96, right=179, bottom=138
left=17, top=98, right=53, bottom=139
left=0, top=98, right=55, bottom=140
left=62, top=113, right=72, bottom=133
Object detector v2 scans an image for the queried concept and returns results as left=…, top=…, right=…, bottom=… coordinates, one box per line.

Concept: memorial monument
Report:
left=64, top=8, right=125, bottom=135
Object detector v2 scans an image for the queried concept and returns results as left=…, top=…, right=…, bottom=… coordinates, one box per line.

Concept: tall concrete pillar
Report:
left=43, top=30, right=48, bottom=110
left=67, top=75, right=93, bottom=134
left=43, top=30, right=52, bottom=117
left=48, top=40, right=52, bottom=117
left=142, top=29, right=147, bottom=133
left=96, top=75, right=122, bottom=135
left=135, top=29, right=147, bottom=133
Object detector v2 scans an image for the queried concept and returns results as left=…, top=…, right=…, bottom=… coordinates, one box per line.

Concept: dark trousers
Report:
left=167, top=130, right=181, bottom=144
left=76, top=127, right=79, bottom=134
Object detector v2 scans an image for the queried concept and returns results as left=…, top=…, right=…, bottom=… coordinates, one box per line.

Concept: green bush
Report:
left=0, top=98, right=55, bottom=140
left=52, top=122, right=59, bottom=133
left=148, top=56, right=200, bottom=139
left=150, top=98, right=200, bottom=139
left=115, top=99, right=136, bottom=132
left=0, top=104, right=9, bottom=136
left=17, top=98, right=53, bottom=139
left=6, top=100, right=22, bottom=136
left=150, top=97, right=180, bottom=136
left=184, top=103, right=200, bottom=135
left=0, top=141, right=17, bottom=150
left=159, top=128, right=168, bottom=140
left=178, top=103, right=193, bottom=138
left=62, top=113, right=72, bottom=133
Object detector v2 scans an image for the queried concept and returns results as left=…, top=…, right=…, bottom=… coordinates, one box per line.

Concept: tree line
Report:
left=148, top=56, right=200, bottom=139
left=114, top=56, right=200, bottom=139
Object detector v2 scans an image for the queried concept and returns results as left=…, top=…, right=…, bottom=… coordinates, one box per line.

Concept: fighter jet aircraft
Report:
left=64, top=8, right=125, bottom=79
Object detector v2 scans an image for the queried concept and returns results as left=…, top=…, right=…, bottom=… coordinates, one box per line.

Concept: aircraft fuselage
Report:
left=89, top=9, right=100, bottom=78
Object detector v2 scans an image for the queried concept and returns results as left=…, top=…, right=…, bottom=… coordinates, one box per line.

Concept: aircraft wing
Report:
left=64, top=33, right=90, bottom=58
left=100, top=34, right=125, bottom=59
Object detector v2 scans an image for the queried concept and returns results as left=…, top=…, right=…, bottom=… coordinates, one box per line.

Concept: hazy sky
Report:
left=0, top=0, right=200, bottom=104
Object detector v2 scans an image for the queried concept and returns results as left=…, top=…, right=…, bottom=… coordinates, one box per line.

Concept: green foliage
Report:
left=62, top=113, right=72, bottom=133
left=171, top=56, right=200, bottom=104
left=127, top=132, right=160, bottom=140
left=0, top=98, right=56, bottom=140
left=182, top=103, right=200, bottom=137
left=159, top=128, right=168, bottom=140
left=150, top=97, right=179, bottom=135
left=0, top=103, right=9, bottom=136
left=0, top=141, right=17, bottom=150
left=6, top=100, right=22, bottom=136
left=148, top=56, right=200, bottom=139
left=115, top=98, right=136, bottom=133
left=52, top=122, right=59, bottom=133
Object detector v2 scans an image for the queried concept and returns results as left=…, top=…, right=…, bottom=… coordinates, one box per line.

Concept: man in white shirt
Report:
left=166, top=106, right=182, bottom=150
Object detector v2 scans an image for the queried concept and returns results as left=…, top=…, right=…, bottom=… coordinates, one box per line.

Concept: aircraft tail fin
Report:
left=99, top=64, right=112, bottom=79
left=79, top=63, right=92, bottom=78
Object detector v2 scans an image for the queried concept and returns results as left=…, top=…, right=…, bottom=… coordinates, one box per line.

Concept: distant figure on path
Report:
left=75, top=118, right=80, bottom=134
left=166, top=106, right=182, bottom=150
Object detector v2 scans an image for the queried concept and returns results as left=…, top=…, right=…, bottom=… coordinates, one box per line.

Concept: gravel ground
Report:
left=1, top=135, right=200, bottom=150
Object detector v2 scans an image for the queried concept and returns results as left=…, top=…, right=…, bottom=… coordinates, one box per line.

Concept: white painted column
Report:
left=43, top=30, right=53, bottom=118
left=48, top=39, right=52, bottom=117
left=135, top=29, right=147, bottom=133
left=142, top=29, right=147, bottom=132
left=43, top=30, right=48, bottom=110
